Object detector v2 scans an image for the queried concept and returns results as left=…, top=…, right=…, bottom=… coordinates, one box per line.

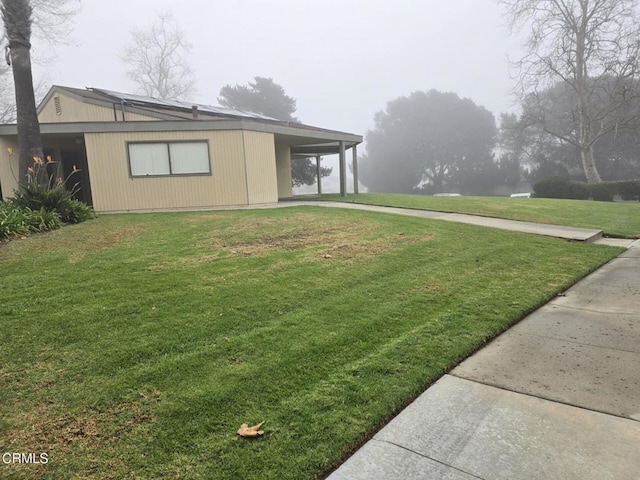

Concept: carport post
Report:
left=339, top=141, right=346, bottom=197
left=352, top=144, right=359, bottom=194
left=316, top=156, right=322, bottom=195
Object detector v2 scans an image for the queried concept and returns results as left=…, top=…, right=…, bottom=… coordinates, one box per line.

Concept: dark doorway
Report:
left=61, top=148, right=93, bottom=205
left=42, top=136, right=93, bottom=206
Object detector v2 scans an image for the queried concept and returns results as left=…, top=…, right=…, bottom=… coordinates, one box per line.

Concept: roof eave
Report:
left=0, top=119, right=362, bottom=145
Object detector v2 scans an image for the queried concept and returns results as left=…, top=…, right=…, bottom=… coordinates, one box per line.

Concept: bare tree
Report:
left=500, top=0, right=640, bottom=184
left=28, top=0, right=80, bottom=44
left=0, top=44, right=50, bottom=123
left=1, top=0, right=79, bottom=46
left=122, top=12, right=196, bottom=100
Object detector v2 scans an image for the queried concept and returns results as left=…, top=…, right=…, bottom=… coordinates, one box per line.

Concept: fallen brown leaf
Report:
left=237, top=421, right=265, bottom=438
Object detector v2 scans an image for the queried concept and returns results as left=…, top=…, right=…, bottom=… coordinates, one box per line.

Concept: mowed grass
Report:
left=320, top=193, right=640, bottom=238
left=0, top=207, right=623, bottom=479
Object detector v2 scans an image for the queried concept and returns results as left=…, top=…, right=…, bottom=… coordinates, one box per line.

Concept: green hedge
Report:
left=533, top=176, right=640, bottom=202
left=617, top=180, right=640, bottom=201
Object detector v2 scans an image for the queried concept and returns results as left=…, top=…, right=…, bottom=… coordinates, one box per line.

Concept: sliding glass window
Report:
left=128, top=141, right=211, bottom=176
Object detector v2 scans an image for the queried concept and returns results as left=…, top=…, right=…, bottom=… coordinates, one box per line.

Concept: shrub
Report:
left=533, top=177, right=640, bottom=202
left=532, top=176, right=590, bottom=200
left=0, top=202, right=62, bottom=240
left=29, top=206, right=63, bottom=233
left=13, top=181, right=68, bottom=211
left=12, top=182, right=95, bottom=223
left=61, top=198, right=96, bottom=224
left=589, top=182, right=615, bottom=202
left=1, top=152, right=94, bottom=242
left=10, top=154, right=96, bottom=224
left=617, top=180, right=640, bottom=201
left=0, top=202, right=30, bottom=239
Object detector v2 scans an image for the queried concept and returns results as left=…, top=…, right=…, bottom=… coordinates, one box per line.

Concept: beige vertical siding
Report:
left=0, top=137, right=19, bottom=199
left=84, top=130, right=259, bottom=212
left=120, top=111, right=164, bottom=122
left=243, top=131, right=278, bottom=204
left=39, top=93, right=160, bottom=123
left=275, top=142, right=293, bottom=198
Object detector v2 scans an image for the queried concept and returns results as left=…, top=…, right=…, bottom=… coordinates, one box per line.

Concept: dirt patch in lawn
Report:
left=209, top=214, right=408, bottom=259
left=3, top=389, right=160, bottom=478
left=66, top=225, right=146, bottom=263
left=217, top=216, right=376, bottom=249
left=318, top=241, right=391, bottom=260
left=314, top=233, right=436, bottom=262
left=149, top=214, right=436, bottom=268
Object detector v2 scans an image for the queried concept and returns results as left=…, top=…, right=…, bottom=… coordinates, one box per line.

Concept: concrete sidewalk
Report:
left=328, top=243, right=640, bottom=479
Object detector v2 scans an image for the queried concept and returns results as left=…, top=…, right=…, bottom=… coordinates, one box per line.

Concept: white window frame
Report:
left=128, top=140, right=211, bottom=177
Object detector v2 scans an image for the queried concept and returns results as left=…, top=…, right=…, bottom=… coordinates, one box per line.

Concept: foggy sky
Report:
left=33, top=0, right=526, bottom=193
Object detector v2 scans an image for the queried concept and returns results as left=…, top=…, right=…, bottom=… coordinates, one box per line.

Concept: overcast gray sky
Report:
left=34, top=0, right=526, bottom=192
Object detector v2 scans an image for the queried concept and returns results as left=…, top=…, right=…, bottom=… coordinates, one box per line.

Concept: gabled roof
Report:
left=39, top=85, right=283, bottom=122
left=37, top=86, right=360, bottom=139
left=91, top=87, right=283, bottom=121
left=0, top=86, right=363, bottom=157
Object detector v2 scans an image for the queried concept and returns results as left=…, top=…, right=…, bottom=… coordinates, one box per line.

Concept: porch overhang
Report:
left=280, top=139, right=361, bottom=197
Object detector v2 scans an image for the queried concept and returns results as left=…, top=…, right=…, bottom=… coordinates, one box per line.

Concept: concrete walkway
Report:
left=319, top=203, right=640, bottom=479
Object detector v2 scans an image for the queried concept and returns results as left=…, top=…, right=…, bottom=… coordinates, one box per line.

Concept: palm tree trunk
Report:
left=8, top=43, right=44, bottom=186
left=2, top=0, right=44, bottom=187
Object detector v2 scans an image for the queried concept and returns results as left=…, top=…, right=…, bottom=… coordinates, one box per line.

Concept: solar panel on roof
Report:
left=90, top=88, right=281, bottom=121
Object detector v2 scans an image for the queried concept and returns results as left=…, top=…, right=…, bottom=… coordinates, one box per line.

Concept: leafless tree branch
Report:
left=0, top=0, right=78, bottom=122
left=28, top=0, right=80, bottom=45
left=121, top=12, right=197, bottom=101
left=499, top=0, right=640, bottom=183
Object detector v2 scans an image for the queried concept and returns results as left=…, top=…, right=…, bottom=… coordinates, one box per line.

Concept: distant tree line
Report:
left=5, top=1, right=639, bottom=196
left=360, top=0, right=640, bottom=195
left=358, top=81, right=640, bottom=196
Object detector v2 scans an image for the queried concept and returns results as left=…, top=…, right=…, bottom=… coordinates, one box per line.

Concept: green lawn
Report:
left=319, top=193, right=640, bottom=238
left=0, top=207, right=623, bottom=479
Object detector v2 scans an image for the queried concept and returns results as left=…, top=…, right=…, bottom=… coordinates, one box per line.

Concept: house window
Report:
left=128, top=141, right=211, bottom=177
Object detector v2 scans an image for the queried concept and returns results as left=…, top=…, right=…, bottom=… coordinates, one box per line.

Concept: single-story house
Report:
left=0, top=86, right=362, bottom=212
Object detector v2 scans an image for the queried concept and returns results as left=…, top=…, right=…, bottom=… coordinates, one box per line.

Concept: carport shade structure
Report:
left=290, top=140, right=359, bottom=196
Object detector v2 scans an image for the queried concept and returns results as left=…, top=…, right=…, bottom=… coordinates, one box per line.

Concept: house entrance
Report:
left=43, top=136, right=93, bottom=206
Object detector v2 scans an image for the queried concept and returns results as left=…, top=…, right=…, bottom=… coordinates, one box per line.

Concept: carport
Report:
left=290, top=141, right=360, bottom=195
